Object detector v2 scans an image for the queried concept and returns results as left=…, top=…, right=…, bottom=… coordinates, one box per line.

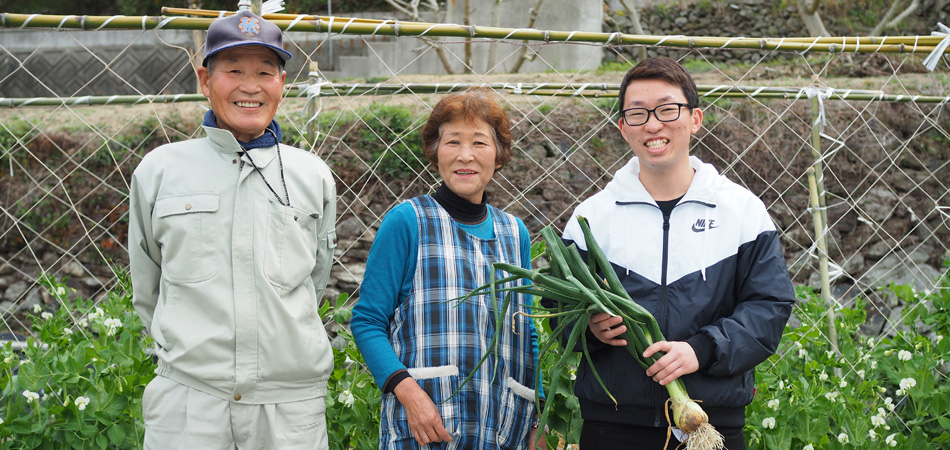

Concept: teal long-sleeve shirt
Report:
left=351, top=202, right=542, bottom=396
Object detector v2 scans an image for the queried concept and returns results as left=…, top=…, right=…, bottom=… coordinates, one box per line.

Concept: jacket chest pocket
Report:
left=154, top=193, right=219, bottom=283
left=263, top=201, right=319, bottom=290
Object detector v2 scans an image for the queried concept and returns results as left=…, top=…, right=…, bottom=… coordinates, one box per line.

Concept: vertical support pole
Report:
left=251, top=0, right=262, bottom=15
left=808, top=94, right=840, bottom=361
left=306, top=61, right=321, bottom=151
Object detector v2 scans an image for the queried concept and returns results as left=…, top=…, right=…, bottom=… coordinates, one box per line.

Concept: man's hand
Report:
left=588, top=312, right=627, bottom=346
left=393, top=377, right=454, bottom=445
left=643, top=341, right=699, bottom=385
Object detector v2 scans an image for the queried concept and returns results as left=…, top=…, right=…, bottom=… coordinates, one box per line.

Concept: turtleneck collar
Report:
left=203, top=109, right=282, bottom=151
left=431, top=183, right=489, bottom=224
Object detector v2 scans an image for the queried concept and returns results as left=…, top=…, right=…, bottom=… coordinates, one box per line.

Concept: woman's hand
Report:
left=643, top=340, right=699, bottom=385
left=393, top=377, right=454, bottom=445
left=528, top=421, right=547, bottom=449
left=588, top=312, right=627, bottom=346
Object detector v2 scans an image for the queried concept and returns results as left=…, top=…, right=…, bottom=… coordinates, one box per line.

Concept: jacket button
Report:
left=233, top=394, right=241, bottom=401
left=232, top=159, right=238, bottom=164
left=185, top=203, right=192, bottom=210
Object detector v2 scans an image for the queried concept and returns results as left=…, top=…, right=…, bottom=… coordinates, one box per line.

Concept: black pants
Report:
left=580, top=420, right=746, bottom=450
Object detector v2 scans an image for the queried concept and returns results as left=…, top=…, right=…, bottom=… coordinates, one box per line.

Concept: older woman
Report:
left=352, top=89, right=543, bottom=450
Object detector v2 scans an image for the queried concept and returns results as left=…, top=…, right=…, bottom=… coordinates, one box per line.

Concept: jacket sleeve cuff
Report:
left=686, top=333, right=715, bottom=371
left=383, top=369, right=411, bottom=394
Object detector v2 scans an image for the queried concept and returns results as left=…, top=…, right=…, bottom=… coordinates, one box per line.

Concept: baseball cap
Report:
left=202, top=10, right=293, bottom=67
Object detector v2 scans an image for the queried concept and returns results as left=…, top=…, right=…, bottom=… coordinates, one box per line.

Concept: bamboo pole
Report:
left=1, top=13, right=946, bottom=55
left=3, top=83, right=949, bottom=108
left=807, top=96, right=841, bottom=364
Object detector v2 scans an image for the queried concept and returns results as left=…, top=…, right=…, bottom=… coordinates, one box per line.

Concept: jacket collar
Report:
left=204, top=125, right=278, bottom=168
left=609, top=155, right=720, bottom=206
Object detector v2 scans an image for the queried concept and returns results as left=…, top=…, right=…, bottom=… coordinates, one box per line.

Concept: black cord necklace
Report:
left=241, top=129, right=290, bottom=207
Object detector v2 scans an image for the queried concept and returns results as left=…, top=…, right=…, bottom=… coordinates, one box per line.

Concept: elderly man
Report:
left=128, top=10, right=336, bottom=449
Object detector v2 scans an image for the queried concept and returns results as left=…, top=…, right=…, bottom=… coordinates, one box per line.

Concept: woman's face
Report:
left=436, top=117, right=501, bottom=204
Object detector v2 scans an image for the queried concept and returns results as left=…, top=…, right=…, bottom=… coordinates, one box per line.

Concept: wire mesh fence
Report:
left=1, top=8, right=949, bottom=446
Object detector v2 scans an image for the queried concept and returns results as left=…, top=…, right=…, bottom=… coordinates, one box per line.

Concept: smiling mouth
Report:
left=455, top=170, right=478, bottom=175
left=235, top=101, right=263, bottom=108
left=645, top=138, right=669, bottom=150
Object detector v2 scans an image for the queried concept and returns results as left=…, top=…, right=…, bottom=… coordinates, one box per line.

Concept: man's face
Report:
left=198, top=46, right=286, bottom=142
left=619, top=79, right=702, bottom=176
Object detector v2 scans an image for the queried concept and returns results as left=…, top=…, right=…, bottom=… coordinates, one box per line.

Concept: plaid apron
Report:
left=379, top=195, right=537, bottom=450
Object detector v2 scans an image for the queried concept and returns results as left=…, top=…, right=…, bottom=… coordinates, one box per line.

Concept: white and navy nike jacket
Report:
left=560, top=155, right=794, bottom=429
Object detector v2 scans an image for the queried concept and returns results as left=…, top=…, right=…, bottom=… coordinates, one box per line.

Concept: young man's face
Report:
left=198, top=46, right=286, bottom=142
left=619, top=79, right=703, bottom=177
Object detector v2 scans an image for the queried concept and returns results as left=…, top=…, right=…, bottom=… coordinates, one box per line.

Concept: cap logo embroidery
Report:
left=238, top=17, right=261, bottom=37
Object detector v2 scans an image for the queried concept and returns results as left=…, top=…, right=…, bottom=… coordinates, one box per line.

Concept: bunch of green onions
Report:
left=459, top=216, right=724, bottom=450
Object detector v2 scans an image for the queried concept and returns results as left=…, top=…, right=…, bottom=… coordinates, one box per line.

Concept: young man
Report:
left=561, top=57, right=794, bottom=449
left=128, top=10, right=336, bottom=449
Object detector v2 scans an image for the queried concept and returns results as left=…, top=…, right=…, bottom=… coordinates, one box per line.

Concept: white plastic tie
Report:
left=154, top=17, right=179, bottom=30
left=55, top=15, right=75, bottom=30
left=719, top=37, right=744, bottom=48
left=418, top=23, right=441, bottom=37
left=262, top=0, right=285, bottom=15
left=804, top=86, right=833, bottom=128
left=923, top=22, right=950, bottom=71
left=304, top=79, right=331, bottom=128
left=19, top=13, right=38, bottom=28
left=565, top=31, right=577, bottom=42
left=371, top=19, right=391, bottom=36
left=572, top=83, right=590, bottom=97
left=799, top=36, right=821, bottom=55
left=95, top=15, right=123, bottom=30
left=339, top=17, right=357, bottom=34
left=286, top=14, right=306, bottom=32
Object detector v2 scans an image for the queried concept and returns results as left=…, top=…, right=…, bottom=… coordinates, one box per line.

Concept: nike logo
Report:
left=691, top=219, right=719, bottom=233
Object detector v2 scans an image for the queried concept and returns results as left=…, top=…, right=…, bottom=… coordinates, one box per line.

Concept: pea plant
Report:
left=745, top=266, right=950, bottom=449
left=0, top=271, right=153, bottom=449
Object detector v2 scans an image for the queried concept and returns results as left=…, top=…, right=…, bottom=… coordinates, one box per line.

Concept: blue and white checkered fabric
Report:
left=380, top=195, right=537, bottom=450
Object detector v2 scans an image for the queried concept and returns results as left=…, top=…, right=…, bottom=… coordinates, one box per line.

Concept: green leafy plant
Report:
left=0, top=270, right=154, bottom=449
left=745, top=272, right=950, bottom=449
left=321, top=293, right=382, bottom=450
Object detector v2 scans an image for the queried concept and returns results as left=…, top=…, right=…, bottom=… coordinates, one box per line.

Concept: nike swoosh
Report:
left=691, top=224, right=720, bottom=233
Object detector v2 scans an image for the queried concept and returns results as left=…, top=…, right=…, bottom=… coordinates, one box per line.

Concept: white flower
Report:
left=33, top=304, right=42, bottom=314
left=569, top=367, right=577, bottom=381
left=3, top=356, right=12, bottom=364
left=63, top=328, right=73, bottom=336
left=74, top=396, right=90, bottom=411
left=857, top=369, right=866, bottom=379
left=22, top=390, right=39, bottom=402
left=870, top=359, right=878, bottom=369
left=104, top=318, right=122, bottom=336
left=872, top=414, right=886, bottom=427
left=899, top=377, right=917, bottom=391
left=798, top=348, right=808, bottom=359
left=778, top=380, right=785, bottom=390
left=869, top=429, right=878, bottom=440
left=840, top=379, right=848, bottom=388
left=897, top=350, right=912, bottom=361
left=78, top=318, right=88, bottom=328
left=762, top=417, right=776, bottom=429
left=55, top=286, right=66, bottom=297
left=337, top=389, right=354, bottom=408
left=819, top=371, right=829, bottom=381
left=803, top=445, right=814, bottom=450
left=41, top=312, right=53, bottom=320
left=885, top=433, right=898, bottom=446
left=824, top=391, right=840, bottom=402
left=767, top=399, right=780, bottom=410
left=837, top=432, right=849, bottom=444
left=937, top=335, right=944, bottom=344
left=825, top=350, right=836, bottom=359
left=0, top=417, right=3, bottom=424
left=884, top=397, right=895, bottom=411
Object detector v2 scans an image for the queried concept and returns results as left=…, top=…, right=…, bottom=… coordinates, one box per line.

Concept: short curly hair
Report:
left=421, top=88, right=513, bottom=170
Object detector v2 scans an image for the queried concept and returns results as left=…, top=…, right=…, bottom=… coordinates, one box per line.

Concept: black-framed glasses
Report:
left=620, top=103, right=691, bottom=126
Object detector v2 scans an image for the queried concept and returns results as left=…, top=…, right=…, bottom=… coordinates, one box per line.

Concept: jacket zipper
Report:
left=654, top=209, right=672, bottom=426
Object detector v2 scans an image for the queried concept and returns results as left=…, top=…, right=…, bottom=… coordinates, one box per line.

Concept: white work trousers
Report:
left=143, top=376, right=329, bottom=450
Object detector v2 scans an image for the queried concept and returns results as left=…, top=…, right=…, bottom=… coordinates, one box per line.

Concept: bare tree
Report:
left=509, top=0, right=545, bottom=73
left=385, top=0, right=456, bottom=74
left=486, top=0, right=506, bottom=72
left=618, top=0, right=647, bottom=61
left=870, top=0, right=920, bottom=36
left=797, top=0, right=832, bottom=37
